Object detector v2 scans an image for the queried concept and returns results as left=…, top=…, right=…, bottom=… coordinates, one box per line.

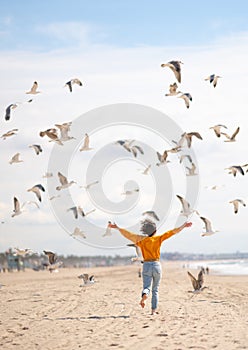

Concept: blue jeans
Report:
left=142, top=261, right=162, bottom=310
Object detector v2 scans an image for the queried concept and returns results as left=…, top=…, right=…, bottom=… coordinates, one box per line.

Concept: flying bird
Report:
left=79, top=133, right=93, bottom=151
left=55, top=122, right=75, bottom=142
left=142, top=211, right=160, bottom=221
left=161, top=60, right=183, bottom=83
left=221, top=127, right=240, bottom=142
left=178, top=93, right=192, bottom=109
left=205, top=74, right=221, bottom=88
left=156, top=150, right=170, bottom=166
left=29, top=144, right=43, bottom=155
left=65, top=78, right=83, bottom=92
left=70, top=227, right=86, bottom=239
left=165, top=82, right=180, bottom=96
left=27, top=184, right=45, bottom=202
left=187, top=270, right=205, bottom=292
left=225, top=165, right=244, bottom=177
left=43, top=250, right=57, bottom=265
left=39, top=128, right=63, bottom=145
left=200, top=216, right=219, bottom=236
left=209, top=124, right=227, bottom=138
left=179, top=154, right=193, bottom=164
left=81, top=180, right=99, bottom=190
left=14, top=248, right=34, bottom=257
left=186, top=162, right=197, bottom=176
left=4, top=103, right=18, bottom=121
left=67, top=206, right=95, bottom=219
left=103, top=221, right=112, bottom=237
left=1, top=129, right=18, bottom=140
left=176, top=195, right=199, bottom=217
left=26, top=81, right=41, bottom=94
left=229, top=199, right=246, bottom=214
left=127, top=243, right=143, bottom=262
left=56, top=172, right=76, bottom=190
left=9, top=153, right=23, bottom=165
left=138, top=164, right=151, bottom=175
left=184, top=132, right=203, bottom=148
left=11, top=197, right=25, bottom=217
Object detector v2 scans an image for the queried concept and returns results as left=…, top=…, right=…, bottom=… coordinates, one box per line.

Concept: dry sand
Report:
left=0, top=262, right=247, bottom=350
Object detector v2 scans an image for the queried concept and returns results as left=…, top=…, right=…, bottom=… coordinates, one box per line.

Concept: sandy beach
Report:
left=0, top=262, right=247, bottom=350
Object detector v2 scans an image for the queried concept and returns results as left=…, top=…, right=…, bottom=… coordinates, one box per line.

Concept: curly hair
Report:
left=140, top=219, right=157, bottom=237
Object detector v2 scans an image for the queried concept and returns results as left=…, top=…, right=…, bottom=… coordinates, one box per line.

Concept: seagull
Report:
left=183, top=132, right=203, bottom=148
left=127, top=243, right=143, bottom=262
left=187, top=270, right=205, bottom=292
left=1, top=128, right=18, bottom=140
left=138, top=164, right=151, bottom=175
left=200, top=216, right=219, bottom=236
left=47, top=261, right=63, bottom=273
left=70, top=227, right=86, bottom=239
left=11, top=197, right=25, bottom=217
left=179, top=154, right=193, bottom=164
left=225, top=165, right=244, bottom=177
left=55, top=122, right=75, bottom=142
left=67, top=206, right=95, bottom=219
left=29, top=144, right=43, bottom=155
left=27, top=184, right=45, bottom=202
left=156, top=150, right=170, bottom=166
left=241, top=164, right=248, bottom=173
left=4, top=103, right=18, bottom=121
left=78, top=273, right=95, bottom=286
left=209, top=124, right=227, bottom=138
left=229, top=199, right=246, bottom=214
left=121, top=189, right=139, bottom=195
left=65, top=78, right=83, bottom=92
left=14, top=248, right=33, bottom=257
left=43, top=250, right=57, bottom=265
left=186, top=162, right=197, bottom=176
left=116, top=139, right=144, bottom=158
left=42, top=172, right=53, bottom=178
left=49, top=195, right=60, bottom=200
left=165, top=82, right=181, bottom=96
left=26, top=81, right=41, bottom=94
left=79, top=133, right=93, bottom=151
left=205, top=74, right=221, bottom=88
left=161, top=60, right=183, bottom=83
left=221, top=127, right=240, bottom=142
left=9, top=153, right=23, bottom=165
left=142, top=211, right=160, bottom=221
left=56, top=172, right=76, bottom=191
left=178, top=93, right=192, bottom=109
left=39, top=128, right=63, bottom=145
left=176, top=195, right=199, bottom=217
left=102, top=221, right=112, bottom=237
left=81, top=180, right=99, bottom=190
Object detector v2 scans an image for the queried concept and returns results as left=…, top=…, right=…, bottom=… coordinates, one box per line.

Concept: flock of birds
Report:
left=1, top=60, right=247, bottom=290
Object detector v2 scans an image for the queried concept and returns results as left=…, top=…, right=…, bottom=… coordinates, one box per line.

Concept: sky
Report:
left=0, top=1, right=248, bottom=257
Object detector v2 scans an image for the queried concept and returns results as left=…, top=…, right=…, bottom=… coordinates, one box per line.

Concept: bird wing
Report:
left=200, top=217, right=212, bottom=232
left=14, top=197, right=20, bottom=213
left=35, top=184, right=45, bottom=192
left=66, top=81, right=72, bottom=92
left=83, top=134, right=90, bottom=148
left=176, top=195, right=190, bottom=212
left=133, top=145, right=144, bottom=154
left=169, top=61, right=181, bottom=83
left=68, top=207, right=78, bottom=219
left=5, top=104, right=13, bottom=121
left=197, top=270, right=204, bottom=289
left=72, top=78, right=83, bottom=86
left=234, top=166, right=244, bottom=176
left=189, top=132, right=203, bottom=140
left=58, top=172, right=68, bottom=185
left=187, top=271, right=198, bottom=290
left=30, top=82, right=38, bottom=93
left=231, top=127, right=240, bottom=140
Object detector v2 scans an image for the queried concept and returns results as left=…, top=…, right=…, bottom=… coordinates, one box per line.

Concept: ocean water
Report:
left=189, top=259, right=248, bottom=276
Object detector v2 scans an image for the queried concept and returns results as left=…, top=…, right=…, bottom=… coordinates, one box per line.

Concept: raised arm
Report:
left=109, top=223, right=144, bottom=243
left=161, top=222, right=192, bottom=242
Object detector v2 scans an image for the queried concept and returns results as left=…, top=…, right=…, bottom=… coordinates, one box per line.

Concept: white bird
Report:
left=221, top=127, right=240, bottom=142
left=186, top=162, right=197, bottom=176
left=229, top=199, right=246, bottom=214
left=178, top=93, right=192, bottom=109
left=200, top=216, right=219, bottom=236
left=184, top=132, right=203, bottom=148
left=81, top=180, right=99, bottom=190
left=121, top=189, right=139, bottom=195
left=127, top=243, right=143, bottom=262
left=165, top=82, right=181, bottom=96
left=1, top=128, right=18, bottom=140
left=14, top=248, right=33, bottom=257
left=209, top=124, right=227, bottom=138
left=138, top=164, right=151, bottom=175
left=78, top=273, right=95, bottom=286
left=29, top=144, right=43, bottom=155
left=176, top=195, right=199, bottom=217
left=9, top=153, right=23, bottom=165
left=80, top=133, right=93, bottom=151
left=11, top=197, right=25, bottom=217
left=71, top=227, right=86, bottom=239
left=56, top=172, right=76, bottom=191
left=42, top=172, right=53, bottom=178
left=27, top=184, right=45, bottom=202
left=142, top=210, right=160, bottom=221
left=102, top=221, right=112, bottom=237
left=116, top=139, right=144, bottom=158
left=161, top=60, right=183, bottom=83
left=205, top=74, right=221, bottom=88
left=55, top=122, right=75, bottom=142
left=156, top=150, right=170, bottom=166
left=65, top=78, right=83, bottom=92
left=225, top=165, right=244, bottom=177
left=26, top=81, right=41, bottom=94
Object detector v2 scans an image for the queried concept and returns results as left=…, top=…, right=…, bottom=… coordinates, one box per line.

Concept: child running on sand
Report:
left=109, top=220, right=192, bottom=315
